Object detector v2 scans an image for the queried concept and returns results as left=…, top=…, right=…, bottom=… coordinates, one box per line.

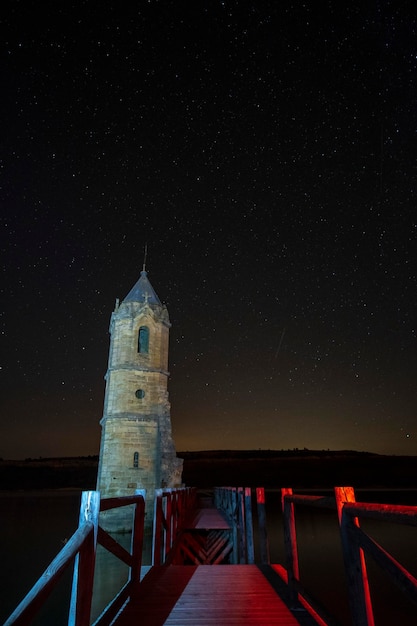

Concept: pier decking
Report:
left=117, top=565, right=305, bottom=625
left=116, top=502, right=316, bottom=625
left=108, top=501, right=318, bottom=625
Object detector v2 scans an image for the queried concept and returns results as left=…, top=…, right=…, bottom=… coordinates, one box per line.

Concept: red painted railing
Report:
left=337, top=491, right=417, bottom=625
left=152, top=487, right=197, bottom=565
left=5, top=485, right=417, bottom=625
left=282, top=486, right=417, bottom=626
left=214, top=486, right=263, bottom=564
left=91, top=491, right=146, bottom=626
left=216, top=485, right=417, bottom=625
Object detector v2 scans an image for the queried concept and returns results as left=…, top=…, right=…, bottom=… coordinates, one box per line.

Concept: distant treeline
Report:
left=1, top=450, right=416, bottom=490
left=178, top=449, right=376, bottom=460
left=181, top=451, right=417, bottom=489
left=21, top=455, right=100, bottom=463
left=1, top=449, right=376, bottom=465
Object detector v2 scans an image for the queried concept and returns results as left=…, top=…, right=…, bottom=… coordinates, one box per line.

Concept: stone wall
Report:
left=97, top=416, right=160, bottom=530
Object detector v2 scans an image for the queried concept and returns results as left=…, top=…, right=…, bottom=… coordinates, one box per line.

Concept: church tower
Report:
left=97, top=268, right=183, bottom=531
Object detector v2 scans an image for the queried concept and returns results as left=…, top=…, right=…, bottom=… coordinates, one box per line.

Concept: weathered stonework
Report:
left=97, top=270, right=183, bottom=532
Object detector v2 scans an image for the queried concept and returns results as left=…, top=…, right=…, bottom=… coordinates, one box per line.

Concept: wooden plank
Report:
left=256, top=487, right=270, bottom=564
left=152, top=490, right=164, bottom=565
left=130, top=489, right=146, bottom=584
left=180, top=534, right=208, bottom=563
left=237, top=488, right=247, bottom=563
left=178, top=531, right=232, bottom=565
left=211, top=541, right=233, bottom=565
left=334, top=486, right=375, bottom=626
left=70, top=490, right=100, bottom=626
left=184, top=508, right=231, bottom=530
left=97, top=526, right=132, bottom=566
left=282, top=488, right=300, bottom=608
left=115, top=565, right=305, bottom=625
left=205, top=534, right=229, bottom=559
left=115, top=566, right=198, bottom=625
left=244, top=487, right=255, bottom=564
left=180, top=542, right=204, bottom=565
left=270, top=565, right=336, bottom=626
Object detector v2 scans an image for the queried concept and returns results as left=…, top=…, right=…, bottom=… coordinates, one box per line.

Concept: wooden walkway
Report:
left=114, top=505, right=318, bottom=625
left=183, top=505, right=231, bottom=530
left=116, top=565, right=307, bottom=625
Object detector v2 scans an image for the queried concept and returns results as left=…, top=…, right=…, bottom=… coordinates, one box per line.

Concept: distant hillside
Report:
left=178, top=448, right=375, bottom=460
left=0, top=456, right=98, bottom=490
left=179, top=450, right=417, bottom=489
left=1, top=450, right=416, bottom=490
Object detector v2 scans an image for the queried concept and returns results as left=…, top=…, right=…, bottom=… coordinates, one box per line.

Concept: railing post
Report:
left=281, top=487, right=299, bottom=608
left=335, top=487, right=375, bottom=626
left=237, top=487, right=246, bottom=563
left=244, top=488, right=255, bottom=564
left=165, top=489, right=173, bottom=556
left=172, top=490, right=179, bottom=540
left=230, top=488, right=238, bottom=564
left=216, top=488, right=239, bottom=564
left=68, top=490, right=100, bottom=626
left=152, top=489, right=163, bottom=565
left=130, top=489, right=146, bottom=584
left=256, top=487, right=270, bottom=564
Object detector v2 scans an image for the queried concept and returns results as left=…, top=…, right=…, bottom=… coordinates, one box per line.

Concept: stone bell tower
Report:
left=97, top=267, right=183, bottom=531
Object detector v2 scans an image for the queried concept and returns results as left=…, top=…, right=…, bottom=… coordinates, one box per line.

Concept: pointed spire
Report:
left=123, top=268, right=162, bottom=305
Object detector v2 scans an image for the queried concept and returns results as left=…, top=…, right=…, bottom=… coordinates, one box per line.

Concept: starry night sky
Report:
left=2, top=1, right=417, bottom=459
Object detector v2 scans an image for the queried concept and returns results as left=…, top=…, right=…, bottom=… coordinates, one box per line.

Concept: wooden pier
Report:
left=116, top=565, right=308, bottom=625
left=4, top=486, right=417, bottom=625
left=119, top=497, right=317, bottom=625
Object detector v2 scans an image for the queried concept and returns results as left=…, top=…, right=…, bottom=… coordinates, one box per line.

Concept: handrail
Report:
left=339, top=495, right=417, bottom=625
left=88, top=490, right=146, bottom=626
left=152, top=487, right=197, bottom=565
left=281, top=487, right=342, bottom=625
left=215, top=486, right=268, bottom=564
left=282, top=486, right=417, bottom=626
left=342, top=501, right=417, bottom=524
left=4, top=490, right=146, bottom=626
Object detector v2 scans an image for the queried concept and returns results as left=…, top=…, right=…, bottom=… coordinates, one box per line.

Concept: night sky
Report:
left=2, top=1, right=417, bottom=459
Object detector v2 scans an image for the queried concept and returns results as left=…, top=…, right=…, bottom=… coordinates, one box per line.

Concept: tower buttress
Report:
left=97, top=270, right=182, bottom=531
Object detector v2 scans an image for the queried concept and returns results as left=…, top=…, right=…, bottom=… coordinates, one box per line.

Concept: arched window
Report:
left=133, top=451, right=139, bottom=468
left=138, top=326, right=149, bottom=354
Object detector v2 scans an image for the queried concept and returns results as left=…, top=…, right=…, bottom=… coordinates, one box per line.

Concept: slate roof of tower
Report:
left=123, top=270, right=162, bottom=305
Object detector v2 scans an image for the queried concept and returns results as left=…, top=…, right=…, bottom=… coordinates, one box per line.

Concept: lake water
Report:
left=0, top=489, right=416, bottom=625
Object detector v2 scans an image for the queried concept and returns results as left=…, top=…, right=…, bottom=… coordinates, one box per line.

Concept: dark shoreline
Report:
left=181, top=450, right=417, bottom=489
left=1, top=450, right=417, bottom=491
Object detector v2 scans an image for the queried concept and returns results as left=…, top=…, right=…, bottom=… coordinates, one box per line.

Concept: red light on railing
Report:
left=256, top=487, right=265, bottom=504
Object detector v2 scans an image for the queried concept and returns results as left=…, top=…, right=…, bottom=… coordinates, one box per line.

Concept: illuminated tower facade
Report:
left=97, top=269, right=183, bottom=530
